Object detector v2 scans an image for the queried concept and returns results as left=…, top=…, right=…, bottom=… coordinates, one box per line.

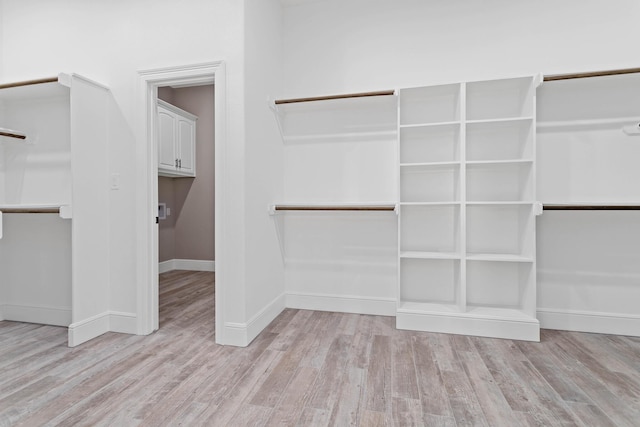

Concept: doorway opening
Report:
left=137, top=62, right=226, bottom=343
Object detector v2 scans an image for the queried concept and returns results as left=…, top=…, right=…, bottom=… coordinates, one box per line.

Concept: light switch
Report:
left=110, top=173, right=120, bottom=190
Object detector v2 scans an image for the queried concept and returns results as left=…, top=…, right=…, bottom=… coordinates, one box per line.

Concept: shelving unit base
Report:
left=396, top=308, right=540, bottom=341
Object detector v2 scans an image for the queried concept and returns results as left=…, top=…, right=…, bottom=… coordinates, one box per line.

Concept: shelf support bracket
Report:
left=534, top=202, right=543, bottom=216
left=59, top=205, right=73, bottom=219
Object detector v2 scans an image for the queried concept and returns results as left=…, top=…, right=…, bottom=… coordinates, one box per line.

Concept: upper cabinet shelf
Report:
left=271, top=90, right=397, bottom=143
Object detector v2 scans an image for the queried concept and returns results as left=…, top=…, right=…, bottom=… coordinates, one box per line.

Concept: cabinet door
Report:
left=177, top=117, right=195, bottom=176
left=158, top=106, right=177, bottom=172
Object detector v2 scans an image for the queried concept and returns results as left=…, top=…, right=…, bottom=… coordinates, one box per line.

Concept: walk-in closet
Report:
left=270, top=68, right=640, bottom=342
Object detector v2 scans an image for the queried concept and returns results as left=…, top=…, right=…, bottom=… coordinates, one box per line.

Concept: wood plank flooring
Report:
left=1, top=270, right=640, bottom=426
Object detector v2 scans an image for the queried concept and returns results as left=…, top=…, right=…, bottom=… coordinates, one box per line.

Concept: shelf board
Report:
left=465, top=201, right=535, bottom=206
left=466, top=159, right=533, bottom=166
left=400, top=251, right=461, bottom=260
left=398, top=302, right=536, bottom=322
left=466, top=253, right=533, bottom=263
left=400, top=161, right=460, bottom=168
left=398, top=301, right=462, bottom=315
left=281, top=129, right=397, bottom=143
left=466, top=116, right=534, bottom=125
left=465, top=306, right=537, bottom=322
left=399, top=121, right=460, bottom=129
left=400, top=201, right=461, bottom=206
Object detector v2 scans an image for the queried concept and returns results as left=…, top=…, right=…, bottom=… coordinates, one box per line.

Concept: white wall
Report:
left=282, top=0, right=640, bottom=95
left=0, top=0, right=259, bottom=344
left=241, top=0, right=286, bottom=340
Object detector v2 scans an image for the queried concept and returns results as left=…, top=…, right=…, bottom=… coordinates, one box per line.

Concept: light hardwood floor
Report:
left=1, top=270, right=640, bottom=426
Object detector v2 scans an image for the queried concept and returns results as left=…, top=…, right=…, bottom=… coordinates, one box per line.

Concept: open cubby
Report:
left=466, top=77, right=534, bottom=121
left=466, top=260, right=534, bottom=312
left=466, top=162, right=533, bottom=202
left=399, top=84, right=461, bottom=126
left=400, top=204, right=460, bottom=254
left=400, top=258, right=460, bottom=306
left=466, top=204, right=534, bottom=258
left=399, top=123, right=460, bottom=164
left=400, top=164, right=460, bottom=203
left=466, top=119, right=533, bottom=162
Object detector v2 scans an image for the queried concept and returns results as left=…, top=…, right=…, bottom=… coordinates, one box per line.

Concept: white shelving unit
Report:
left=397, top=76, right=542, bottom=341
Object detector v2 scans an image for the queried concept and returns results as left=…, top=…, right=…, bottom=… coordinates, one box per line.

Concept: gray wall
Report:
left=158, top=85, right=215, bottom=262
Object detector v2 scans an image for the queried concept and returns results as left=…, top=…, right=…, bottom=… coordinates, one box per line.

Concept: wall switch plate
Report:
left=110, top=173, right=120, bottom=190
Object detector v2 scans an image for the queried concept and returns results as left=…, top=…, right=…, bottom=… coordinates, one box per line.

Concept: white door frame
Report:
left=136, top=61, right=227, bottom=343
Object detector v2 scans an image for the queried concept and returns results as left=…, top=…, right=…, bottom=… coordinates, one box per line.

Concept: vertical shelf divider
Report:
left=459, top=82, right=467, bottom=313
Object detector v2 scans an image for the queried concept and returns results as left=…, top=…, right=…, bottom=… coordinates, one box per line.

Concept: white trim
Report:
left=538, top=308, right=640, bottom=337
left=68, top=312, right=110, bottom=347
left=109, top=311, right=138, bottom=334
left=396, top=311, right=540, bottom=341
left=223, top=293, right=286, bottom=347
left=0, top=304, right=71, bottom=327
left=159, top=259, right=215, bottom=274
left=67, top=311, right=138, bottom=347
left=136, top=62, right=226, bottom=343
left=285, top=292, right=396, bottom=316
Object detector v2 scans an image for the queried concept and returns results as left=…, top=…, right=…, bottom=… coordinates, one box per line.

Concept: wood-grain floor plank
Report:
left=0, top=271, right=639, bottom=426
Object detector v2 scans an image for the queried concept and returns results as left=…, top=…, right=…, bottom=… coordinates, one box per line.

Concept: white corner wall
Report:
left=232, top=0, right=286, bottom=346
left=0, top=0, right=253, bottom=345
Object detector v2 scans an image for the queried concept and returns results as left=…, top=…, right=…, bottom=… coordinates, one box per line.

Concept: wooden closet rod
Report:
left=274, top=90, right=395, bottom=105
left=274, top=205, right=396, bottom=212
left=544, top=67, right=640, bottom=82
left=0, top=77, right=58, bottom=90
left=543, top=205, right=640, bottom=211
left=0, top=208, right=60, bottom=214
left=0, top=129, right=26, bottom=140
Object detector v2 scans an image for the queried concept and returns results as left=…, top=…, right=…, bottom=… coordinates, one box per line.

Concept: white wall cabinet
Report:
left=158, top=99, right=197, bottom=177
left=396, top=76, right=542, bottom=341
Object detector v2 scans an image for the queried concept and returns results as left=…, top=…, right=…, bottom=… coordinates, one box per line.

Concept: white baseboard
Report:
left=109, top=311, right=138, bottom=334
left=538, top=308, right=640, bottom=337
left=223, top=293, right=286, bottom=347
left=159, top=259, right=215, bottom=273
left=0, top=304, right=71, bottom=327
left=68, top=312, right=110, bottom=347
left=396, top=310, right=540, bottom=342
left=68, top=310, right=138, bottom=347
left=285, top=292, right=396, bottom=316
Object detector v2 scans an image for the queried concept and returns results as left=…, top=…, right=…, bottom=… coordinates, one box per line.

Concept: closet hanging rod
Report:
left=0, top=77, right=58, bottom=90
left=274, top=90, right=395, bottom=105
left=0, top=208, right=60, bottom=214
left=272, top=204, right=396, bottom=212
left=544, top=67, right=640, bottom=82
left=0, top=128, right=26, bottom=140
left=543, top=204, right=640, bottom=211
